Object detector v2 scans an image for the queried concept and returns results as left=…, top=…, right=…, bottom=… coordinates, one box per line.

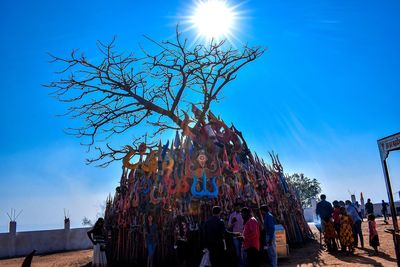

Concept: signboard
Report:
left=275, top=224, right=289, bottom=258
left=378, top=132, right=400, bottom=160
left=275, top=224, right=286, bottom=246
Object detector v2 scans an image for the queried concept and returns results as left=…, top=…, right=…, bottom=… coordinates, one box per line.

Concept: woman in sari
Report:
left=339, top=207, right=354, bottom=255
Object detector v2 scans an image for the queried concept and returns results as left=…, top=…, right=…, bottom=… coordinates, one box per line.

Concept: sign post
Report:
left=378, top=132, right=400, bottom=267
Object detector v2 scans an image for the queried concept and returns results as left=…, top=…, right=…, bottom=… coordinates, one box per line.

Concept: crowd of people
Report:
left=87, top=203, right=279, bottom=267
left=86, top=195, right=390, bottom=266
left=316, top=194, right=388, bottom=256
left=200, top=204, right=277, bottom=267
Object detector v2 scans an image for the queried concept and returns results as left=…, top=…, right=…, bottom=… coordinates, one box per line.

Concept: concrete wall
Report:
left=302, top=200, right=400, bottom=222
left=303, top=208, right=316, bottom=222
left=372, top=201, right=400, bottom=217
left=303, top=197, right=317, bottom=222
left=0, top=221, right=92, bottom=258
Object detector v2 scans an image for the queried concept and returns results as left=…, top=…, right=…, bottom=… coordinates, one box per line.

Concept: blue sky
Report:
left=0, top=0, right=399, bottom=231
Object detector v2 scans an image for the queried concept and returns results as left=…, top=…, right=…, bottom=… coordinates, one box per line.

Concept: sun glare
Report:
left=189, top=0, right=238, bottom=41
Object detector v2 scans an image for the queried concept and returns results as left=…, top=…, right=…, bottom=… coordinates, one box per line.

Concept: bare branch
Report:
left=47, top=27, right=264, bottom=165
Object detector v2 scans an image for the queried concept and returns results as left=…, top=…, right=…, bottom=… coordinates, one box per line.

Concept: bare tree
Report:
left=82, top=216, right=93, bottom=226
left=47, top=28, right=264, bottom=166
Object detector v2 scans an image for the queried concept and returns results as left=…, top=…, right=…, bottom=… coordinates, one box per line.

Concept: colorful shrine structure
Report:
left=104, top=111, right=313, bottom=266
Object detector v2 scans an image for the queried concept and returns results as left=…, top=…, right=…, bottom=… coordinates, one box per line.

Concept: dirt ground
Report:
left=279, top=217, right=398, bottom=267
left=1, top=217, right=398, bottom=267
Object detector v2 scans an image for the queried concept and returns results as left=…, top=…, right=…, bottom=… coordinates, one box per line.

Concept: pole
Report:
left=378, top=132, right=400, bottom=266
left=381, top=159, right=400, bottom=267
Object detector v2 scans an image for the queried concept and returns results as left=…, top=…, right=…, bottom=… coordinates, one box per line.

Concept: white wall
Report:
left=302, top=201, right=400, bottom=222
left=0, top=221, right=91, bottom=258
left=303, top=208, right=316, bottom=222
left=303, top=197, right=317, bottom=222
left=372, top=201, right=400, bottom=217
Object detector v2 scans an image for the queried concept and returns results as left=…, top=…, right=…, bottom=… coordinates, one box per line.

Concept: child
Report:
left=368, top=214, right=380, bottom=255
left=339, top=207, right=354, bottom=255
left=323, top=217, right=338, bottom=252
left=332, top=201, right=341, bottom=249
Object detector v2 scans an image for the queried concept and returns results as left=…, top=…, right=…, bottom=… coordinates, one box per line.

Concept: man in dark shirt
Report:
left=204, top=206, right=226, bottom=267
left=316, top=194, right=333, bottom=232
left=261, top=204, right=277, bottom=267
left=365, top=198, right=374, bottom=215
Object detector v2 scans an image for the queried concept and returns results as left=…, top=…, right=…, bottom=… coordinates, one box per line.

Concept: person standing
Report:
left=345, top=200, right=364, bottom=248
left=368, top=214, right=380, bottom=255
left=228, top=203, right=244, bottom=267
left=339, top=207, right=354, bottom=255
left=381, top=200, right=389, bottom=224
left=174, top=215, right=189, bottom=267
left=323, top=217, right=338, bottom=252
left=87, top=218, right=107, bottom=267
left=144, top=214, right=158, bottom=267
left=316, top=194, right=333, bottom=232
left=239, top=207, right=260, bottom=267
left=332, top=201, right=341, bottom=233
left=260, top=204, right=277, bottom=267
left=204, top=206, right=226, bottom=267
left=332, top=201, right=341, bottom=250
left=365, top=198, right=374, bottom=216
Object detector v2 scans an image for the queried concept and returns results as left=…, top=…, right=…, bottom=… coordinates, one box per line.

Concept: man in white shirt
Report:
left=345, top=200, right=364, bottom=248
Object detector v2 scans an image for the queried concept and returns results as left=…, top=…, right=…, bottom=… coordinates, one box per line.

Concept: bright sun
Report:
left=189, top=0, right=237, bottom=41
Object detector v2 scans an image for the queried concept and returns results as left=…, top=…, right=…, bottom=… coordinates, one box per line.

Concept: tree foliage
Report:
left=286, top=173, right=321, bottom=208
left=47, top=28, right=264, bottom=166
left=82, top=216, right=93, bottom=226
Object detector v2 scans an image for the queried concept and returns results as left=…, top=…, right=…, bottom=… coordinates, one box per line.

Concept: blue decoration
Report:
left=161, top=140, right=169, bottom=160
left=191, top=171, right=218, bottom=198
left=174, top=130, right=180, bottom=148
left=141, top=178, right=151, bottom=194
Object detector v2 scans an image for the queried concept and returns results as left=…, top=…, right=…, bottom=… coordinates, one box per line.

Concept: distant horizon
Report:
left=3, top=196, right=400, bottom=233
left=0, top=222, right=89, bottom=234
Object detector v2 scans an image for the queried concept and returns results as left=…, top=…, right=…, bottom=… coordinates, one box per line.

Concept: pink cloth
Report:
left=228, top=211, right=244, bottom=233
left=243, top=217, right=260, bottom=251
left=369, top=220, right=378, bottom=236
